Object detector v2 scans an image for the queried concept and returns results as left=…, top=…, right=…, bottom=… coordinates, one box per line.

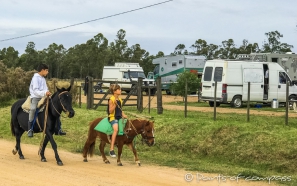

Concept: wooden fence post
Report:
left=214, top=81, right=217, bottom=121
left=285, top=81, right=289, bottom=125
left=87, top=77, right=94, bottom=109
left=78, top=85, right=82, bottom=108
left=184, top=79, right=187, bottom=118
left=137, top=78, right=143, bottom=112
left=156, top=77, right=163, bottom=114
left=247, top=82, right=250, bottom=122
left=90, top=77, right=94, bottom=109
left=70, top=77, right=74, bottom=87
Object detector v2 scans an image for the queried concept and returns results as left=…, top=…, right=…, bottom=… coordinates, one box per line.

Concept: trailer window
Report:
left=203, top=67, right=213, bottom=81
left=172, top=62, right=177, bottom=67
left=243, top=69, right=263, bottom=83
left=123, top=72, right=128, bottom=78
left=153, top=65, right=160, bottom=75
left=179, top=60, right=182, bottom=64
left=214, top=67, right=223, bottom=82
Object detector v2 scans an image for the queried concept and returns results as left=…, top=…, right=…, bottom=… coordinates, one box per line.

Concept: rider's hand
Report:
left=46, top=91, right=51, bottom=97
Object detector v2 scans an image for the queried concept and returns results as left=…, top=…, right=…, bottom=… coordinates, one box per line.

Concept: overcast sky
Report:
left=0, top=0, right=296, bottom=56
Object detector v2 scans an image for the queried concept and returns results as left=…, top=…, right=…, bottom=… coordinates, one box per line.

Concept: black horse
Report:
left=10, top=86, right=75, bottom=166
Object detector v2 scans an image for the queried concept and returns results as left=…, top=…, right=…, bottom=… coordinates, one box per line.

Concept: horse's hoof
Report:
left=83, top=159, right=88, bottom=162
left=19, top=155, right=24, bottom=159
left=104, top=160, right=110, bottom=164
left=138, top=163, right=141, bottom=166
left=57, top=161, right=63, bottom=166
left=41, top=158, right=47, bottom=162
left=12, top=149, right=17, bottom=155
left=117, top=162, right=123, bottom=166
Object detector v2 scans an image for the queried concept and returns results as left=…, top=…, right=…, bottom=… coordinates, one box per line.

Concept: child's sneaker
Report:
left=109, top=150, right=116, bottom=158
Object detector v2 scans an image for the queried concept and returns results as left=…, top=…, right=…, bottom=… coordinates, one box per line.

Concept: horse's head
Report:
left=54, top=86, right=75, bottom=118
left=135, top=119, right=155, bottom=146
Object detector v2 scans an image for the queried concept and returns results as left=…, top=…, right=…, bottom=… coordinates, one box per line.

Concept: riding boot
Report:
left=55, top=129, right=66, bottom=135
left=27, top=121, right=33, bottom=137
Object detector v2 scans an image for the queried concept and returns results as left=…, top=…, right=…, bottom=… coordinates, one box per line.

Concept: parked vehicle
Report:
left=201, top=60, right=297, bottom=108
left=237, top=52, right=297, bottom=80
left=151, top=55, right=206, bottom=95
left=102, top=63, right=156, bottom=95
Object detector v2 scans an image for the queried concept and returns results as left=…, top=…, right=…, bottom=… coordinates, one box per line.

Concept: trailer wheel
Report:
left=288, top=95, right=296, bottom=110
left=231, top=96, right=242, bottom=108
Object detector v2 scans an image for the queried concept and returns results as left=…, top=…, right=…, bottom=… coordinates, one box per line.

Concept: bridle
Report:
left=114, top=101, right=154, bottom=144
left=125, top=119, right=155, bottom=145
left=50, top=91, right=71, bottom=117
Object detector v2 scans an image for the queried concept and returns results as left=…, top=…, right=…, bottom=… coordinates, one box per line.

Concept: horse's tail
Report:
left=10, top=118, right=16, bottom=136
left=10, top=99, right=23, bottom=137
left=83, top=118, right=102, bottom=158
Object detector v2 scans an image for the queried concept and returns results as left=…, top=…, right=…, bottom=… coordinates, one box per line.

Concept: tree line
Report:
left=0, top=29, right=294, bottom=80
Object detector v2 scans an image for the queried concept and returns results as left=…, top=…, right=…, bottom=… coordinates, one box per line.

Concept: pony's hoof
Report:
left=136, top=161, right=141, bottom=166
left=117, top=162, right=123, bottom=166
left=19, top=155, right=24, bottom=159
left=104, top=160, right=110, bottom=164
left=41, top=158, right=47, bottom=162
left=12, top=149, right=17, bottom=155
left=57, top=161, right=63, bottom=166
left=83, top=159, right=88, bottom=162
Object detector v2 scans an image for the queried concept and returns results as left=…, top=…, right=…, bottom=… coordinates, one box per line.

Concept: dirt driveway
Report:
left=85, top=94, right=297, bottom=117
left=0, top=140, right=279, bottom=186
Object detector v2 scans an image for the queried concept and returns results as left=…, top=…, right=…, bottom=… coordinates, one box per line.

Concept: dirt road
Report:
left=85, top=94, right=297, bottom=117
left=0, top=140, right=279, bottom=186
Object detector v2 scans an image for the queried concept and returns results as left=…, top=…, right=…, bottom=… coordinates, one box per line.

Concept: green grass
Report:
left=1, top=101, right=297, bottom=186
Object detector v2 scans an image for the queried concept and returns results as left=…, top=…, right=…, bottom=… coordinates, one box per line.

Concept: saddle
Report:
left=21, top=96, right=47, bottom=113
left=94, top=118, right=127, bottom=135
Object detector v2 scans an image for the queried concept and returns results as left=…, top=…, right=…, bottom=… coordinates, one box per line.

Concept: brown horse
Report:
left=82, top=117, right=155, bottom=166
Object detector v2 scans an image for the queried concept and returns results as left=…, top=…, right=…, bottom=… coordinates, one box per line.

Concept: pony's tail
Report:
left=83, top=118, right=101, bottom=158
left=10, top=118, right=16, bottom=136
left=88, top=141, right=96, bottom=157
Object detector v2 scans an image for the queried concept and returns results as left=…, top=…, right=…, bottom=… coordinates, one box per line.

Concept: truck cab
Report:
left=102, top=63, right=156, bottom=95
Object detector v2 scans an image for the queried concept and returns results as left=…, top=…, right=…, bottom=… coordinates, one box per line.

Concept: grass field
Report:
left=1, top=100, right=297, bottom=186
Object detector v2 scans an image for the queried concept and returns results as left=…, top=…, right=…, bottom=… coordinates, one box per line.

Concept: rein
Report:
left=38, top=97, right=49, bottom=155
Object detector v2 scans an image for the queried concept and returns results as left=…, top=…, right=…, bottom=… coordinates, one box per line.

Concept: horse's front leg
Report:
left=46, top=130, right=63, bottom=166
left=127, top=143, right=141, bottom=166
left=99, top=140, right=110, bottom=164
left=39, top=135, right=49, bottom=162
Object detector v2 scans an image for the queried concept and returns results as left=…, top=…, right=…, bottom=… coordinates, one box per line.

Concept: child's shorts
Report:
left=110, top=120, right=118, bottom=126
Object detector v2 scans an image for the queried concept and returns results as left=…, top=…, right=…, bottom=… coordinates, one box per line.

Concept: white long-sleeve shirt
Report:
left=29, top=73, right=48, bottom=98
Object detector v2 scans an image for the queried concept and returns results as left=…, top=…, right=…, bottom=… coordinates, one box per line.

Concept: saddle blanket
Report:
left=21, top=96, right=46, bottom=113
left=94, top=118, right=127, bottom=135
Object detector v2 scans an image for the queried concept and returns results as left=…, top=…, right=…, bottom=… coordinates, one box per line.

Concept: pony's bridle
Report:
left=125, top=120, right=155, bottom=145
left=140, top=121, right=155, bottom=145
left=50, top=91, right=71, bottom=117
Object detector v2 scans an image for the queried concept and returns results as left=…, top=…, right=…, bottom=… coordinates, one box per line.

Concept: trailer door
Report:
left=242, top=67, right=264, bottom=101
